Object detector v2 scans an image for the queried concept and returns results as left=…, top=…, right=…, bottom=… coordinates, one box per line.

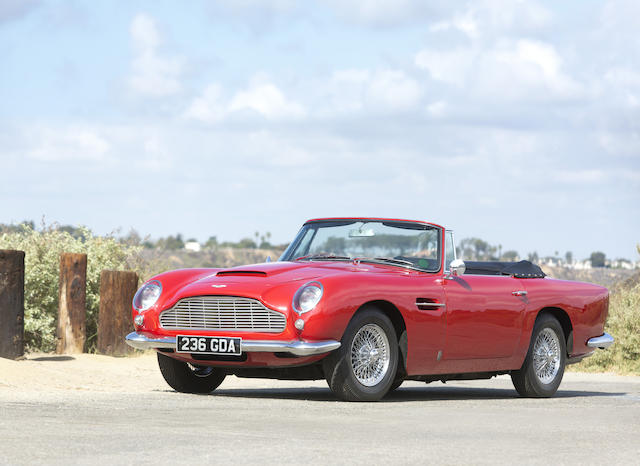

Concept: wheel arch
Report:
left=354, top=300, right=408, bottom=373
left=536, top=307, right=574, bottom=354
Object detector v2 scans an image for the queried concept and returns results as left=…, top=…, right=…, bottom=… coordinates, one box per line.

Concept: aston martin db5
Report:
left=126, top=218, right=613, bottom=401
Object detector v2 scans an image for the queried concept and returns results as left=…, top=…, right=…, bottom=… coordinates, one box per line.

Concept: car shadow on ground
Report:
left=28, top=356, right=75, bottom=362
left=209, top=385, right=624, bottom=403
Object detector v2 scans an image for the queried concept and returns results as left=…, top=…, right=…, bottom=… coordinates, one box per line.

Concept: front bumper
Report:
left=587, top=332, right=615, bottom=349
left=125, top=332, right=341, bottom=357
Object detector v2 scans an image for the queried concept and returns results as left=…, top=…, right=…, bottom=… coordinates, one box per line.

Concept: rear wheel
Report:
left=323, top=307, right=398, bottom=401
left=511, top=314, right=566, bottom=397
left=157, top=352, right=226, bottom=394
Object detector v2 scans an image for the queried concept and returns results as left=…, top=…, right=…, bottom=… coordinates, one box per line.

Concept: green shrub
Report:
left=572, top=279, right=640, bottom=375
left=0, top=224, right=146, bottom=352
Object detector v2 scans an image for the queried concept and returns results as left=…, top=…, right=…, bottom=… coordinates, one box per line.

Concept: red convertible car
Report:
left=126, top=218, right=613, bottom=401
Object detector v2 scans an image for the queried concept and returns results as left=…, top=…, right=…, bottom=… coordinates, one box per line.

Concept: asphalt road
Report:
left=1, top=370, right=639, bottom=465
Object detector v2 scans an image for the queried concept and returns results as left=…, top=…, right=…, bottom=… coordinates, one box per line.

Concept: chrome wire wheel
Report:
left=350, top=323, right=391, bottom=387
left=532, top=327, right=561, bottom=384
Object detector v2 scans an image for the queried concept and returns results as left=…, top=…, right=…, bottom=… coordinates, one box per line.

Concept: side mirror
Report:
left=448, top=259, right=466, bottom=277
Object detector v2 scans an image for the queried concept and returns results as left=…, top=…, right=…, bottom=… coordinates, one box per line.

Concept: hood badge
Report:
left=211, top=284, right=227, bottom=288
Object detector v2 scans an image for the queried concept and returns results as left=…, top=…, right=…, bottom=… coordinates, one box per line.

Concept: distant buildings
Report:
left=184, top=241, right=201, bottom=252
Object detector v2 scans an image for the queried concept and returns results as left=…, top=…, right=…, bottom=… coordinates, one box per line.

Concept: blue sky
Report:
left=1, top=0, right=639, bottom=261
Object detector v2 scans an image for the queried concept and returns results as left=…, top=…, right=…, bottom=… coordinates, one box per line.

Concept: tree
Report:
left=590, top=251, right=606, bottom=268
left=237, top=237, right=257, bottom=249
left=565, top=251, right=573, bottom=264
left=121, top=229, right=141, bottom=246
left=204, top=236, right=218, bottom=249
left=157, top=234, right=184, bottom=250
left=501, top=250, right=519, bottom=261
left=528, top=251, right=539, bottom=263
left=458, top=237, right=497, bottom=260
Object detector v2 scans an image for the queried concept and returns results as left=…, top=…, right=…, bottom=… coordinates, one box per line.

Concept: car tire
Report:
left=323, top=307, right=398, bottom=401
left=511, top=314, right=566, bottom=398
left=389, top=378, right=404, bottom=391
left=157, top=352, right=226, bottom=394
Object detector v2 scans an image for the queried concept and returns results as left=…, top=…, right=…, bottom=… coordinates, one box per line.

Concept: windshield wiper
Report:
left=358, top=257, right=418, bottom=268
left=294, top=253, right=351, bottom=261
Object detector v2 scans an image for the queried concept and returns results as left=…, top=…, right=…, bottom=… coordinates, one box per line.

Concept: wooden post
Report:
left=0, top=250, right=25, bottom=359
left=97, top=270, right=138, bottom=355
left=57, top=253, right=87, bottom=354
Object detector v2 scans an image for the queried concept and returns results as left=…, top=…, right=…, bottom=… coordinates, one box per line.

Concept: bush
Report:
left=0, top=224, right=146, bottom=353
left=573, top=279, right=640, bottom=375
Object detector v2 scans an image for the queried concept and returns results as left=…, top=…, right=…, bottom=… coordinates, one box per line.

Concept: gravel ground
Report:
left=1, top=353, right=639, bottom=465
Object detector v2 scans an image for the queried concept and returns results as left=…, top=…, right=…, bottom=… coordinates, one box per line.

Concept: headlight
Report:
left=292, top=281, right=323, bottom=314
left=133, top=280, right=162, bottom=311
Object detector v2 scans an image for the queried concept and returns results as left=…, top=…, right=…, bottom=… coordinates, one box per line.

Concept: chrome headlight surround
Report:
left=133, top=280, right=162, bottom=312
left=292, top=281, right=324, bottom=315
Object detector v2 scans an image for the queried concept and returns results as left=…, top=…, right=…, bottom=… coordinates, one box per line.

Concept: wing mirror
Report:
left=447, top=259, right=466, bottom=278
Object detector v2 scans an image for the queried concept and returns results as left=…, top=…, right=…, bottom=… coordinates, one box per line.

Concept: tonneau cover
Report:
left=463, top=260, right=545, bottom=278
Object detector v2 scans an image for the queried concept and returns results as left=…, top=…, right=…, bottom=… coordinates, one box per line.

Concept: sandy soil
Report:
left=0, top=352, right=167, bottom=393
left=1, top=352, right=638, bottom=395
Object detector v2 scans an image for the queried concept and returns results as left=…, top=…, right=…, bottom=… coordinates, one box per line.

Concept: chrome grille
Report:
left=159, top=296, right=286, bottom=333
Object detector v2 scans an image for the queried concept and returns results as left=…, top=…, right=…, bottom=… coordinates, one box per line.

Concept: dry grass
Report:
left=571, top=278, right=640, bottom=375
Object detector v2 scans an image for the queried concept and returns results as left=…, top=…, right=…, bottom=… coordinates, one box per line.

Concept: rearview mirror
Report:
left=348, top=228, right=374, bottom=237
left=449, top=259, right=466, bottom=277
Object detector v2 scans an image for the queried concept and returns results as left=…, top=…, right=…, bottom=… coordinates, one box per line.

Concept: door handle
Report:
left=512, top=291, right=528, bottom=297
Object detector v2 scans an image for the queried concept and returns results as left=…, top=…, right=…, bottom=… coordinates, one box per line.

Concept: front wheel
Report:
left=323, top=307, right=398, bottom=401
left=157, top=352, right=226, bottom=394
left=511, top=314, right=566, bottom=397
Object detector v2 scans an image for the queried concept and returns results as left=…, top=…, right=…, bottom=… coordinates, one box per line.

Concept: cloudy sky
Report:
left=1, top=0, right=638, bottom=260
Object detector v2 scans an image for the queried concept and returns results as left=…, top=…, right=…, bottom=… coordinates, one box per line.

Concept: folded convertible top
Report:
left=463, top=260, right=545, bottom=278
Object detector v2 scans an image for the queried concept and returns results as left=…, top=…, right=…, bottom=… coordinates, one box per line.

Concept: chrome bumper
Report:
left=125, top=332, right=340, bottom=356
left=587, top=332, right=615, bottom=349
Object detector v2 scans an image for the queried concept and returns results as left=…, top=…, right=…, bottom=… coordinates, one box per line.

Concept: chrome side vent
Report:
left=416, top=298, right=446, bottom=311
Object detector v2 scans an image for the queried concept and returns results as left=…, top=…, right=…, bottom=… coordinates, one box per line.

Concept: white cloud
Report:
left=324, top=68, right=423, bottom=114
left=182, top=84, right=226, bottom=124
left=367, top=70, right=423, bottom=110
left=26, top=126, right=110, bottom=162
left=416, top=39, right=582, bottom=100
left=552, top=169, right=607, bottom=184
left=322, top=0, right=452, bottom=27
left=430, top=0, right=551, bottom=38
left=415, top=48, right=474, bottom=87
left=426, top=100, right=447, bottom=117
left=229, top=81, right=306, bottom=119
left=128, top=13, right=183, bottom=97
left=183, top=78, right=306, bottom=123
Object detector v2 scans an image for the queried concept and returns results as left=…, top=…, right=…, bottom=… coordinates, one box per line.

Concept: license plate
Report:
left=176, top=335, right=242, bottom=355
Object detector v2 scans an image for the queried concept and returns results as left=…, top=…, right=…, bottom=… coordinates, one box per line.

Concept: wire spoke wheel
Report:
left=532, top=327, right=561, bottom=384
left=350, top=323, right=390, bottom=387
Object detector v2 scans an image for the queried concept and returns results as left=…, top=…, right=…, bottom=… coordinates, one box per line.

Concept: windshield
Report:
left=280, top=220, right=442, bottom=272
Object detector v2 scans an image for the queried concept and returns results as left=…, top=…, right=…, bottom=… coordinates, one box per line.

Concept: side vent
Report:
left=416, top=298, right=446, bottom=311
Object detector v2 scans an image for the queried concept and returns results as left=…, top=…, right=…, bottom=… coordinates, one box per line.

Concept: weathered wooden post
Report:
left=97, top=270, right=138, bottom=355
left=0, top=250, right=25, bottom=359
left=57, top=253, right=87, bottom=354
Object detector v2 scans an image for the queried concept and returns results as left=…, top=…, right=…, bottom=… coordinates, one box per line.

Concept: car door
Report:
left=442, top=274, right=526, bottom=360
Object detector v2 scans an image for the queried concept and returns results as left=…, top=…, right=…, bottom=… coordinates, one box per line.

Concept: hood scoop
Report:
left=216, top=270, right=268, bottom=277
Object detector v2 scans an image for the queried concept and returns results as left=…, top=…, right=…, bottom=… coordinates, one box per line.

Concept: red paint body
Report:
left=133, top=219, right=609, bottom=377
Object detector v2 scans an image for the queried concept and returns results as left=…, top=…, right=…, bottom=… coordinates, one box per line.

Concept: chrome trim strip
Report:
left=416, top=302, right=445, bottom=308
left=587, top=332, right=614, bottom=349
left=125, top=332, right=340, bottom=356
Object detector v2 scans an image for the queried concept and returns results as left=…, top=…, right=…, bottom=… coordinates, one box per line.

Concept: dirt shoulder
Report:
left=1, top=353, right=639, bottom=395
left=0, top=352, right=165, bottom=393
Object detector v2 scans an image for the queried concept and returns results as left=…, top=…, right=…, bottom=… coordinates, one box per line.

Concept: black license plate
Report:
left=176, top=335, right=242, bottom=355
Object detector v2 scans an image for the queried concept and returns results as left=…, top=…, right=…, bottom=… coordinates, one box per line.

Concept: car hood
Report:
left=159, top=260, right=405, bottom=311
